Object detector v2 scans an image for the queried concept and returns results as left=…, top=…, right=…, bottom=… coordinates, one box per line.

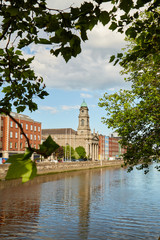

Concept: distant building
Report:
left=98, top=135, right=105, bottom=160
left=0, top=112, right=41, bottom=160
left=99, top=134, right=126, bottom=160
left=105, top=136, right=109, bottom=160
left=42, top=100, right=99, bottom=161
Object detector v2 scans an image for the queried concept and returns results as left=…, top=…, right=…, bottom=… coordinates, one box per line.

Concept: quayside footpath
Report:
left=0, top=160, right=123, bottom=180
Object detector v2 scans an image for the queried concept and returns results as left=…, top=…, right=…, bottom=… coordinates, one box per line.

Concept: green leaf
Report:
left=21, top=160, right=37, bottom=183
left=38, top=135, right=59, bottom=158
left=7, top=7, right=19, bottom=16
left=125, top=27, right=137, bottom=38
left=37, top=38, right=51, bottom=44
left=80, top=27, right=88, bottom=41
left=6, top=154, right=24, bottom=163
left=117, top=53, right=123, bottom=58
left=23, top=148, right=34, bottom=160
left=5, top=157, right=37, bottom=183
left=0, top=49, right=4, bottom=56
left=109, top=22, right=118, bottom=31
left=15, top=50, right=22, bottom=55
left=81, top=2, right=94, bottom=13
left=109, top=55, right=116, bottom=63
left=99, top=11, right=110, bottom=26
left=119, top=0, right=134, bottom=13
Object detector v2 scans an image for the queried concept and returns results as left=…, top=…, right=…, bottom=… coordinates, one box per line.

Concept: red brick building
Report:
left=0, top=112, right=41, bottom=160
left=98, top=135, right=105, bottom=160
left=98, top=133, right=126, bottom=160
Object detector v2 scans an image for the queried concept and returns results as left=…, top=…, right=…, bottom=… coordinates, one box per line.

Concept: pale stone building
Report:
left=42, top=100, right=99, bottom=161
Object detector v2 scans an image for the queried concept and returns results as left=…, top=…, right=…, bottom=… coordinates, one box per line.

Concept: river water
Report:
left=0, top=164, right=160, bottom=240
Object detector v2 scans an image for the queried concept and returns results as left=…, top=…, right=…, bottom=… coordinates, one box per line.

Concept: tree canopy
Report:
left=75, top=146, right=86, bottom=159
left=1, top=0, right=160, bottom=180
left=99, top=9, right=160, bottom=173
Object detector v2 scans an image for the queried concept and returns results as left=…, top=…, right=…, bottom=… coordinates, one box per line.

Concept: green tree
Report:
left=1, top=0, right=159, bottom=181
left=75, top=146, right=86, bottom=159
left=63, top=145, right=75, bottom=160
left=99, top=10, right=160, bottom=173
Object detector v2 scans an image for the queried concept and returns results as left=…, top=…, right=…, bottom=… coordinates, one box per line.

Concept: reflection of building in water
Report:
left=0, top=182, right=41, bottom=238
left=78, top=171, right=91, bottom=239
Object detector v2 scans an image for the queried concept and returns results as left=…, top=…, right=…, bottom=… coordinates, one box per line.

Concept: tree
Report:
left=99, top=10, right=160, bottom=173
left=63, top=145, right=75, bottom=160
left=1, top=0, right=159, bottom=181
left=55, top=146, right=64, bottom=160
left=75, top=146, right=86, bottom=159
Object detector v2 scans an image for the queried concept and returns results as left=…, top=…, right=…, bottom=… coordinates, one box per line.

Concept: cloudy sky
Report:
left=21, top=0, right=130, bottom=136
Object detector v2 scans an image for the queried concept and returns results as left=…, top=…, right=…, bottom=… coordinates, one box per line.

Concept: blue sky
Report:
left=2, top=0, right=131, bottom=136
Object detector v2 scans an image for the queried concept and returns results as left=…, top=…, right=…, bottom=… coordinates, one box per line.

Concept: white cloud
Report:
left=109, top=88, right=115, bottom=91
left=40, top=106, right=58, bottom=114
left=61, top=105, right=80, bottom=111
left=80, top=93, right=92, bottom=98
left=22, top=1, right=129, bottom=92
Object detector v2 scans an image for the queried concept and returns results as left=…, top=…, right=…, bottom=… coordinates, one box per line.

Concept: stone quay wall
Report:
left=0, top=160, right=123, bottom=180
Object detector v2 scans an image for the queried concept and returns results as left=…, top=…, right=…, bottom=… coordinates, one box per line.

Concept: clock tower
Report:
left=77, top=100, right=91, bottom=135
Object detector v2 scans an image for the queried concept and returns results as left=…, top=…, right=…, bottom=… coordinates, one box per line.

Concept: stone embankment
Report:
left=0, top=160, right=123, bottom=180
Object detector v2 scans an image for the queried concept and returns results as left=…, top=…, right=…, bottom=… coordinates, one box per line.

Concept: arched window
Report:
left=81, top=119, right=84, bottom=126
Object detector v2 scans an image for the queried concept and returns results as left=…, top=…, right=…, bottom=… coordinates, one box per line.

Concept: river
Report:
left=0, top=164, right=160, bottom=239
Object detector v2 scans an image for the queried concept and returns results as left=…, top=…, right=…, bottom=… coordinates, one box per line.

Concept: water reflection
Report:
left=0, top=166, right=160, bottom=239
left=0, top=181, right=41, bottom=239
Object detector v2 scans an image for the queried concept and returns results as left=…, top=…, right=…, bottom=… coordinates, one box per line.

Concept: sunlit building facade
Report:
left=0, top=112, right=41, bottom=161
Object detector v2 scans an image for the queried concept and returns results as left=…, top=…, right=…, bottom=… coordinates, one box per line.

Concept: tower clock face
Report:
left=81, top=110, right=84, bottom=113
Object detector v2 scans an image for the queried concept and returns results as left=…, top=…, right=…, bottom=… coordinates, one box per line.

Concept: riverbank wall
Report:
left=0, top=160, right=123, bottom=180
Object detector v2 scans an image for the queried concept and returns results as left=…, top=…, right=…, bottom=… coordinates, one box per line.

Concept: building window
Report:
left=26, top=124, right=28, bottom=130
left=38, top=126, right=40, bottom=132
left=10, top=121, right=13, bottom=127
left=81, top=119, right=84, bottom=126
left=10, top=142, right=12, bottom=148
left=10, top=132, right=13, bottom=138
left=31, top=125, right=33, bottom=130
left=15, top=123, right=18, bottom=128
left=15, top=132, right=18, bottom=138
left=38, top=135, right=40, bottom=140
left=20, top=143, right=23, bottom=149
left=34, top=126, right=36, bottom=131
left=30, top=134, right=32, bottom=140
left=21, top=134, right=23, bottom=139
left=34, top=135, right=36, bottom=140
left=15, top=142, right=17, bottom=149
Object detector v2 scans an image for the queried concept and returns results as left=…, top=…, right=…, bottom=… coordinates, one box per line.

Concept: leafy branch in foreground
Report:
left=5, top=135, right=59, bottom=183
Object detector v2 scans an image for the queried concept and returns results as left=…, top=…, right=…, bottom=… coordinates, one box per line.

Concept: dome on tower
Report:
left=81, top=100, right=87, bottom=107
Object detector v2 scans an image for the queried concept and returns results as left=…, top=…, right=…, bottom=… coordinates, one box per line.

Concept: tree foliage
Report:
left=75, top=146, right=86, bottom=159
left=63, top=145, right=75, bottom=160
left=55, top=146, right=64, bottom=159
left=1, top=0, right=159, bottom=180
left=99, top=10, right=160, bottom=173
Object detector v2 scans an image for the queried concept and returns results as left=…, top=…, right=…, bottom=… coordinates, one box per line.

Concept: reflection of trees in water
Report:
left=0, top=181, right=41, bottom=238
